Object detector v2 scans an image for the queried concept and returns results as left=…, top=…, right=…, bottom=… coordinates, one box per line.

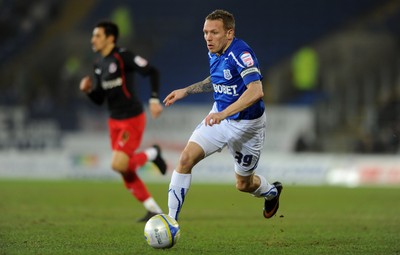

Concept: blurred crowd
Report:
left=0, top=0, right=399, bottom=154
left=354, top=87, right=400, bottom=153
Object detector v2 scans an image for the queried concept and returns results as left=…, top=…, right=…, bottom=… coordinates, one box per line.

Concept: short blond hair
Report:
left=205, top=9, right=235, bottom=31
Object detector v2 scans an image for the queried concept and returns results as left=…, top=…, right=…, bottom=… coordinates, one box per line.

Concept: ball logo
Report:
left=154, top=228, right=163, bottom=244
left=240, top=52, right=254, bottom=67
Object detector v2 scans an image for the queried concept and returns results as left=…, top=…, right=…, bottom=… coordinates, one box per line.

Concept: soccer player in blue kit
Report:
left=163, top=9, right=283, bottom=221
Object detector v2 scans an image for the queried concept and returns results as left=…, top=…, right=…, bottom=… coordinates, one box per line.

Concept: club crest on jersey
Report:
left=240, top=52, right=254, bottom=67
left=109, top=62, right=117, bottom=73
left=223, top=69, right=232, bottom=80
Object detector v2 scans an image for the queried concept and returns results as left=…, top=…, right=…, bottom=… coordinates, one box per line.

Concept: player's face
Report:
left=91, top=27, right=113, bottom=55
left=203, top=19, right=233, bottom=54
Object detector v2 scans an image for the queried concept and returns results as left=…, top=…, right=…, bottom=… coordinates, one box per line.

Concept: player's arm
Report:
left=147, top=66, right=161, bottom=99
left=204, top=80, right=263, bottom=126
left=128, top=53, right=163, bottom=118
left=136, top=61, right=161, bottom=100
left=145, top=65, right=163, bottom=119
left=127, top=53, right=161, bottom=100
left=185, top=76, right=213, bottom=95
left=163, top=76, right=213, bottom=106
left=79, top=75, right=105, bottom=105
left=220, top=80, right=264, bottom=117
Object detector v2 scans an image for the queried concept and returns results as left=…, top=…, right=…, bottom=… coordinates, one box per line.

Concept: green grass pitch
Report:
left=0, top=179, right=399, bottom=255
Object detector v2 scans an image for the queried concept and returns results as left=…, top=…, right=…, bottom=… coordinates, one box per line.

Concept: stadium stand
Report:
left=0, top=0, right=399, bottom=153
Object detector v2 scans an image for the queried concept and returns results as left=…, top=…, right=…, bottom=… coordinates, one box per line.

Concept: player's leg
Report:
left=111, top=142, right=166, bottom=175
left=108, top=116, right=143, bottom=174
left=111, top=149, right=163, bottom=221
left=235, top=172, right=282, bottom=218
left=122, top=114, right=167, bottom=175
left=111, top=150, right=130, bottom=173
left=129, top=145, right=167, bottom=175
left=109, top=117, right=163, bottom=220
left=168, top=105, right=226, bottom=221
left=168, top=141, right=204, bottom=221
left=109, top=114, right=152, bottom=175
left=228, top=114, right=283, bottom=218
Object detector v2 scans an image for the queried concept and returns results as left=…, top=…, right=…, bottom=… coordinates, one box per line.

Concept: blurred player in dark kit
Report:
left=80, top=21, right=166, bottom=222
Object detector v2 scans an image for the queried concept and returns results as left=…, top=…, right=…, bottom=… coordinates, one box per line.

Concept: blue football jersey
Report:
left=208, top=38, right=265, bottom=120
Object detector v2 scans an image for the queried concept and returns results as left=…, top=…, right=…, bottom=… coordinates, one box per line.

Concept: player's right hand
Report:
left=149, top=100, right=163, bottom=119
left=79, top=76, right=93, bottom=93
left=163, top=88, right=187, bottom=106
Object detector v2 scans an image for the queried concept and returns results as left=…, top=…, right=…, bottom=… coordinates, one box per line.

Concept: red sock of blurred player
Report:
left=128, top=151, right=147, bottom=172
left=123, top=150, right=162, bottom=213
left=122, top=171, right=151, bottom=202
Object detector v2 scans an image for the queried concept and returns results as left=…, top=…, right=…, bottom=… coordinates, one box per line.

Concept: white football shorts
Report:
left=189, top=102, right=266, bottom=176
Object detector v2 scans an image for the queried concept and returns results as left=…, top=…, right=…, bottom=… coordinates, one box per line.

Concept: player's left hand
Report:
left=205, top=112, right=225, bottom=126
left=149, top=100, right=163, bottom=119
left=163, top=88, right=187, bottom=106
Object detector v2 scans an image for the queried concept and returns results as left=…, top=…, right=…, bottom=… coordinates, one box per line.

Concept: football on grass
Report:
left=144, top=214, right=180, bottom=249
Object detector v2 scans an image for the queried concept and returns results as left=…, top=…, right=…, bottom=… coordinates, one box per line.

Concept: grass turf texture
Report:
left=0, top=180, right=399, bottom=255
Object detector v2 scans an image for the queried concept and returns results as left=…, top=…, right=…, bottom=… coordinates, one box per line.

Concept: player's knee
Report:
left=111, top=161, right=127, bottom=173
left=178, top=151, right=196, bottom=171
